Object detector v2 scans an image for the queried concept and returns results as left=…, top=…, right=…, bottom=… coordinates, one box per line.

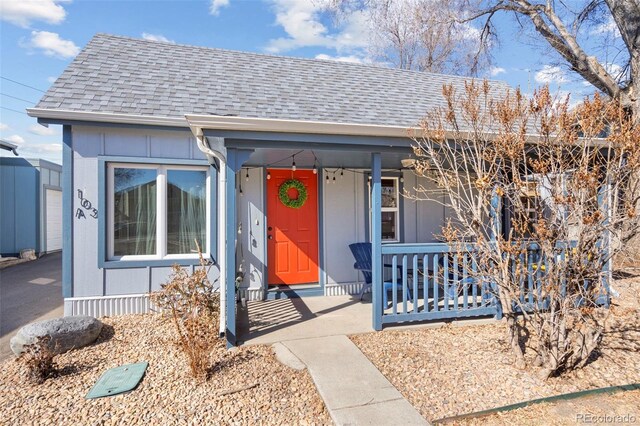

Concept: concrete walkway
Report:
left=240, top=296, right=495, bottom=424
left=281, top=335, right=428, bottom=426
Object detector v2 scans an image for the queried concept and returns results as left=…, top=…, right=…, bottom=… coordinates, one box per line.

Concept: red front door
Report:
left=267, top=169, right=319, bottom=285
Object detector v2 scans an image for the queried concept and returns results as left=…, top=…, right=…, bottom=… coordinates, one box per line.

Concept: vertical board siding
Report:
left=51, top=170, right=61, bottom=187
left=0, top=162, right=41, bottom=255
left=402, top=171, right=418, bottom=244
left=150, top=134, right=191, bottom=158
left=323, top=169, right=365, bottom=286
left=0, top=165, right=17, bottom=254
left=237, top=167, right=265, bottom=293
left=104, top=132, right=148, bottom=156
left=150, top=266, right=176, bottom=292
left=70, top=126, right=220, bottom=305
left=73, top=157, right=103, bottom=296
left=104, top=268, right=150, bottom=295
left=221, top=166, right=448, bottom=300
left=415, top=175, right=445, bottom=243
left=73, top=129, right=103, bottom=158
left=20, top=166, right=38, bottom=250
left=69, top=126, right=492, bottom=319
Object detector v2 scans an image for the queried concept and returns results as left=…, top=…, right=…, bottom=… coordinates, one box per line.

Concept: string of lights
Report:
left=236, top=149, right=411, bottom=193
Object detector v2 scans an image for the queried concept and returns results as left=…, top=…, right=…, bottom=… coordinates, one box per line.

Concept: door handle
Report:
left=268, top=235, right=273, bottom=240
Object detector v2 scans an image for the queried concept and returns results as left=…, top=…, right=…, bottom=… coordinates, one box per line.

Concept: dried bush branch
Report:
left=411, top=81, right=640, bottom=378
left=19, top=336, right=58, bottom=385
left=150, top=240, right=220, bottom=382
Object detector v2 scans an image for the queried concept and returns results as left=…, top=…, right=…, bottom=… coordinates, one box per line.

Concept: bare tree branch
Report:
left=411, top=82, right=640, bottom=377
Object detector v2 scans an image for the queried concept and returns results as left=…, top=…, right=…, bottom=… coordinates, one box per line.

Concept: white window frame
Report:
left=107, top=163, right=211, bottom=261
left=369, top=176, right=400, bottom=243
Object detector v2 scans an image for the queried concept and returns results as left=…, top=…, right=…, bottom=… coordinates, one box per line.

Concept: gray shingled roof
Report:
left=36, top=33, right=512, bottom=127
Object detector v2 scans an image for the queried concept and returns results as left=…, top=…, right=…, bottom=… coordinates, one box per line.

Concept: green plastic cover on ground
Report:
left=85, top=362, right=148, bottom=399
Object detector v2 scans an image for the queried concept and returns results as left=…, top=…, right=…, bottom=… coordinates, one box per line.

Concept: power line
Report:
left=1, top=92, right=36, bottom=104
left=1, top=76, right=46, bottom=93
left=0, top=106, right=29, bottom=115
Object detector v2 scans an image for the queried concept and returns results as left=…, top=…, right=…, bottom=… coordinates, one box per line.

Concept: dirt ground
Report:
left=351, top=276, right=640, bottom=423
left=0, top=314, right=331, bottom=425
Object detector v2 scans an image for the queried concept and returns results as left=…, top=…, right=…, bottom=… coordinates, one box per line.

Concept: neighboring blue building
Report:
left=0, top=157, right=62, bottom=257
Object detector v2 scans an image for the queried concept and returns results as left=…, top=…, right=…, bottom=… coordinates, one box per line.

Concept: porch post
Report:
left=490, top=187, right=503, bottom=320
left=490, top=187, right=502, bottom=242
left=222, top=147, right=254, bottom=348
left=598, top=181, right=612, bottom=306
left=225, top=148, right=238, bottom=348
left=371, top=152, right=382, bottom=331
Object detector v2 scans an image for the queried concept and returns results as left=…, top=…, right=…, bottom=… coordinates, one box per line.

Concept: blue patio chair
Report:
left=349, top=242, right=412, bottom=306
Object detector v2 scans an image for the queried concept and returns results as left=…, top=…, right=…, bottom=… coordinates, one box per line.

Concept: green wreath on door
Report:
left=278, top=179, right=308, bottom=209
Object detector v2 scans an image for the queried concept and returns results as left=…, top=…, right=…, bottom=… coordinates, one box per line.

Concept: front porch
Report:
left=237, top=295, right=371, bottom=345
left=184, top=115, right=511, bottom=347
left=237, top=294, right=498, bottom=346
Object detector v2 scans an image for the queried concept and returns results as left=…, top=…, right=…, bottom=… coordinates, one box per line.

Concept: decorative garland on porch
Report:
left=278, top=179, right=308, bottom=209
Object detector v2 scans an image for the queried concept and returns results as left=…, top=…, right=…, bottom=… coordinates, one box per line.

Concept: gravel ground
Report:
left=444, top=389, right=640, bottom=425
left=0, top=314, right=331, bottom=425
left=351, top=277, right=640, bottom=423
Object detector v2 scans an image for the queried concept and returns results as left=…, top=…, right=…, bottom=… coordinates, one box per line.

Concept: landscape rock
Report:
left=10, top=316, right=103, bottom=356
left=351, top=276, right=640, bottom=422
left=0, top=314, right=331, bottom=425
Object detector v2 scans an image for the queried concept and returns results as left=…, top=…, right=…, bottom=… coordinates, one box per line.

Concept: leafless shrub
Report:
left=411, top=81, right=640, bottom=378
left=151, top=241, right=220, bottom=382
left=19, top=336, right=58, bottom=384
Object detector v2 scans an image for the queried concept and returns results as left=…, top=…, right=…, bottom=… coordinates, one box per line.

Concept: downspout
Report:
left=217, top=164, right=227, bottom=336
left=194, top=133, right=227, bottom=336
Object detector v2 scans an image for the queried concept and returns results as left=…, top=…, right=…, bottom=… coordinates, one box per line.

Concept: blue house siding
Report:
left=62, top=123, right=452, bottom=320
left=66, top=125, right=219, bottom=314
left=321, top=168, right=367, bottom=291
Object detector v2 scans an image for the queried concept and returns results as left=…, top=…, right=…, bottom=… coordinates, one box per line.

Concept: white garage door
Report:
left=45, top=189, right=62, bottom=252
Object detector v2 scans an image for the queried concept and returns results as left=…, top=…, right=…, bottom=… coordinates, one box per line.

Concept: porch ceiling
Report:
left=242, top=148, right=413, bottom=169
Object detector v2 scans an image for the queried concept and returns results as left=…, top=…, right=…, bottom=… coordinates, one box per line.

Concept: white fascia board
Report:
left=31, top=109, right=599, bottom=146
left=184, top=114, right=419, bottom=138
left=27, top=109, right=420, bottom=138
left=26, top=108, right=187, bottom=128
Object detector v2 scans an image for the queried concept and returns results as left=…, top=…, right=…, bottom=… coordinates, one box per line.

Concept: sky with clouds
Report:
left=0, top=0, right=616, bottom=164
